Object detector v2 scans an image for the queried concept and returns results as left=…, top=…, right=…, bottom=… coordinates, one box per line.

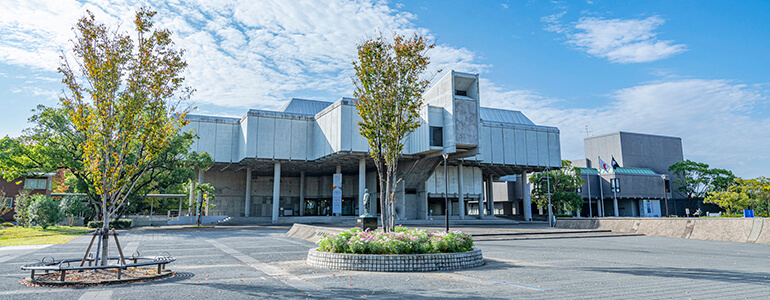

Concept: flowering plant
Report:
left=317, top=226, right=474, bottom=254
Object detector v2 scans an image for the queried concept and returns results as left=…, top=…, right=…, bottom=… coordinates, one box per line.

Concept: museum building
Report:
left=184, top=71, right=561, bottom=223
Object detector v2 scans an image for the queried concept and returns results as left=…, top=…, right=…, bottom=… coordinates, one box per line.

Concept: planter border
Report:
left=306, top=248, right=484, bottom=272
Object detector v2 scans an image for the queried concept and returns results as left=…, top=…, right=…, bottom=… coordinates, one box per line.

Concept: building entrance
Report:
left=303, top=198, right=358, bottom=216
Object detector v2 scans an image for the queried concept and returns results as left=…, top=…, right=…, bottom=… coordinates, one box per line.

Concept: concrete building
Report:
left=184, top=71, right=561, bottom=223
left=574, top=132, right=685, bottom=217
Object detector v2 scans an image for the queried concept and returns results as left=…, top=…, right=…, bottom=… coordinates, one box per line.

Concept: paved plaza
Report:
left=1, top=225, right=769, bottom=299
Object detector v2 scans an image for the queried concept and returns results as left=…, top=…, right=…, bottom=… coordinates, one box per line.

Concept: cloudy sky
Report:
left=1, top=0, right=768, bottom=178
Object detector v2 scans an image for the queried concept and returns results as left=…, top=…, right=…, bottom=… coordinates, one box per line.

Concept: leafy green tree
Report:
left=28, top=195, right=65, bottom=229
left=529, top=160, right=585, bottom=214
left=352, top=33, right=435, bottom=232
left=669, top=160, right=735, bottom=210
left=0, top=189, right=12, bottom=217
left=58, top=9, right=193, bottom=265
left=60, top=195, right=91, bottom=226
left=705, top=177, right=770, bottom=216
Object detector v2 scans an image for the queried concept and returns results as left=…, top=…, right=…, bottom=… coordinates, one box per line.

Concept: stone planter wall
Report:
left=306, top=248, right=484, bottom=272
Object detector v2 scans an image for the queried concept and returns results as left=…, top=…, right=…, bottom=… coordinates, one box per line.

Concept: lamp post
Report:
left=539, top=168, right=553, bottom=227
left=661, top=174, right=669, bottom=217
left=442, top=153, right=449, bottom=232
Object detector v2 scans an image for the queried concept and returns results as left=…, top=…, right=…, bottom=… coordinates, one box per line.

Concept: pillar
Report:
left=522, top=172, right=532, bottom=221
left=613, top=198, right=619, bottom=217
left=358, top=158, right=365, bottom=216
left=299, top=171, right=305, bottom=216
left=336, top=165, right=341, bottom=217
left=458, top=162, right=465, bottom=220
left=188, top=179, right=196, bottom=216
left=272, top=162, right=281, bottom=223
left=244, top=167, right=252, bottom=217
left=487, top=174, right=494, bottom=216
left=478, top=175, right=486, bottom=219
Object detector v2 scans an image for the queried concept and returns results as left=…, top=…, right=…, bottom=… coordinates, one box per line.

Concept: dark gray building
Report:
left=575, top=131, right=686, bottom=217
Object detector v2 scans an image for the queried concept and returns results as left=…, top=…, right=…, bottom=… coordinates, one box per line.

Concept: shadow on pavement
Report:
left=583, top=266, right=770, bottom=285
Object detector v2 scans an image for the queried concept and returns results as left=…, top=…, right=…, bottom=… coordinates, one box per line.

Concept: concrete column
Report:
left=244, top=168, right=252, bottom=217
left=458, top=162, right=465, bottom=220
left=423, top=182, right=429, bottom=220
left=188, top=179, right=196, bottom=216
left=358, top=158, right=365, bottom=216
left=522, top=172, right=532, bottom=221
left=335, top=165, right=341, bottom=217
left=478, top=175, right=486, bottom=219
left=272, top=162, right=281, bottom=223
left=487, top=174, right=495, bottom=216
left=196, top=169, right=204, bottom=216
left=299, top=171, right=305, bottom=216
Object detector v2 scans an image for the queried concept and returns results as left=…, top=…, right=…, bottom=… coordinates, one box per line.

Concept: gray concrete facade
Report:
left=183, top=70, right=561, bottom=222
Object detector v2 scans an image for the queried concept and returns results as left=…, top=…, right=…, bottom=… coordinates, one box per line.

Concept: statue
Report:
left=362, top=188, right=371, bottom=217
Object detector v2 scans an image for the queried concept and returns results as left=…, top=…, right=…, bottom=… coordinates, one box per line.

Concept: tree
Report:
left=705, top=177, right=770, bottom=216
left=352, top=33, right=435, bottom=232
left=28, top=195, right=65, bottom=229
left=0, top=189, right=12, bottom=217
left=58, top=9, right=193, bottom=265
left=668, top=160, right=735, bottom=210
left=13, top=190, right=33, bottom=227
left=529, top=160, right=585, bottom=214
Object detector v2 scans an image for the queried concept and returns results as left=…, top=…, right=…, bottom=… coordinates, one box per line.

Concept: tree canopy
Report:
left=352, top=32, right=435, bottom=232
left=705, top=177, right=770, bottom=216
left=529, top=160, right=585, bottom=214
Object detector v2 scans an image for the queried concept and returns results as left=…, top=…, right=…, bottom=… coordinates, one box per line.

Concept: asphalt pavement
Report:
left=1, top=225, right=768, bottom=299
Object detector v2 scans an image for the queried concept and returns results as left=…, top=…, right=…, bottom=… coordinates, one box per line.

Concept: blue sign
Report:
left=332, top=187, right=342, bottom=214
left=744, top=209, right=754, bottom=218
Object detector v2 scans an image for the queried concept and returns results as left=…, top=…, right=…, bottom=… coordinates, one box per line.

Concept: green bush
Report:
left=317, top=226, right=474, bottom=255
left=28, top=195, right=65, bottom=229
left=87, top=219, right=133, bottom=229
left=13, top=190, right=33, bottom=227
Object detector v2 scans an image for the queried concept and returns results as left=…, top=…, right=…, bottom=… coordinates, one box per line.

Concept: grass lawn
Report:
left=0, top=226, right=90, bottom=246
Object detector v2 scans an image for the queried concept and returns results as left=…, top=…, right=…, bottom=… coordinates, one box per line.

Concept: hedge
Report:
left=87, top=219, right=133, bottom=229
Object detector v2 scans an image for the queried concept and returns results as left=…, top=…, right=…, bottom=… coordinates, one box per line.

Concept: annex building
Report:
left=184, top=71, right=561, bottom=223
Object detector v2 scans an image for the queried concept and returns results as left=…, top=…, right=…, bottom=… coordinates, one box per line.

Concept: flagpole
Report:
left=598, top=156, right=604, bottom=217
left=587, top=169, right=592, bottom=218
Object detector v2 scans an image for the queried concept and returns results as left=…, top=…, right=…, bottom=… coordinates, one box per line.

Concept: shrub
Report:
left=28, top=195, right=65, bottom=229
left=13, top=190, right=33, bottom=227
left=317, top=226, right=474, bottom=255
left=87, top=219, right=133, bottom=229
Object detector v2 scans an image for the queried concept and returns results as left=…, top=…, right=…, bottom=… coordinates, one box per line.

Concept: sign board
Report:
left=333, top=173, right=342, bottom=187
left=639, top=199, right=661, bottom=217
left=744, top=209, right=754, bottom=218
left=332, top=187, right=342, bottom=214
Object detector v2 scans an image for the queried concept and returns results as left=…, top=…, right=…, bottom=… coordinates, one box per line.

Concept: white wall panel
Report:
left=246, top=117, right=257, bottom=158
left=490, top=127, right=504, bottom=164
left=273, top=118, right=291, bottom=160
left=215, top=123, right=233, bottom=162
left=351, top=112, right=368, bottom=152
left=514, top=128, right=527, bottom=165
left=340, top=105, right=352, bottom=151
left=238, top=118, right=247, bottom=161
left=198, top=122, right=216, bottom=160
left=480, top=126, right=491, bottom=162
left=290, top=120, right=307, bottom=160
left=503, top=128, right=516, bottom=165
left=549, top=132, right=561, bottom=167
left=257, top=117, right=274, bottom=159
left=526, top=130, right=538, bottom=166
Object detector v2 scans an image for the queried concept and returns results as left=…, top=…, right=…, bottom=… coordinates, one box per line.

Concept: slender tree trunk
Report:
left=100, top=196, right=109, bottom=265
left=377, top=167, right=387, bottom=232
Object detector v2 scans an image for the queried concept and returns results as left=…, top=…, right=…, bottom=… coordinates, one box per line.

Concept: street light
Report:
left=661, top=174, right=669, bottom=217
left=539, top=168, right=553, bottom=227
left=442, top=153, right=450, bottom=232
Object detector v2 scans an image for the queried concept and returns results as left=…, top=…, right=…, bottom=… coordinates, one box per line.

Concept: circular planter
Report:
left=306, top=248, right=484, bottom=272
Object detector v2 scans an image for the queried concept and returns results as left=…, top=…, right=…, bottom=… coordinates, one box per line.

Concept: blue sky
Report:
left=1, top=0, right=768, bottom=178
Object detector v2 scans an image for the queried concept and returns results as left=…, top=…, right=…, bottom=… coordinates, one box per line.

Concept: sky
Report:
left=0, top=0, right=768, bottom=178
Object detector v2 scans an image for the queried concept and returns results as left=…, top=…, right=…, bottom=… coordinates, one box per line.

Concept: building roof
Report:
left=278, top=98, right=334, bottom=115
left=579, top=168, right=601, bottom=174
left=479, top=107, right=535, bottom=125
left=612, top=167, right=659, bottom=175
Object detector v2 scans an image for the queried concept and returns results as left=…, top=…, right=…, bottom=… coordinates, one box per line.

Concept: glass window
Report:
left=1, top=197, right=12, bottom=208
left=430, top=126, right=443, bottom=147
left=455, top=90, right=467, bottom=96
left=24, top=178, right=47, bottom=190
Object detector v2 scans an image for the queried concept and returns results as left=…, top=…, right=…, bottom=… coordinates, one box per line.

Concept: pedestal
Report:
left=356, top=216, right=377, bottom=231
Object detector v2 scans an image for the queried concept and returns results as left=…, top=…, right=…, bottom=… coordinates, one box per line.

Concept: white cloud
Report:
left=0, top=0, right=487, bottom=110
left=568, top=16, right=687, bottom=63
left=482, top=78, right=770, bottom=178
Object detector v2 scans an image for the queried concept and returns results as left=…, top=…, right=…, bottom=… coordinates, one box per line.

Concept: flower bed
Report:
left=316, top=226, right=474, bottom=254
